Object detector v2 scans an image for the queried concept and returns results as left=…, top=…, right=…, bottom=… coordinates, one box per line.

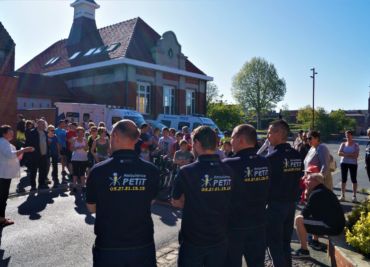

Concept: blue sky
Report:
left=1, top=0, right=370, bottom=111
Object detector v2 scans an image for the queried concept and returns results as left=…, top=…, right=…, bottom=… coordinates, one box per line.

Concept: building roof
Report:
left=16, top=73, right=73, bottom=99
left=18, top=17, right=205, bottom=75
left=0, top=22, right=15, bottom=50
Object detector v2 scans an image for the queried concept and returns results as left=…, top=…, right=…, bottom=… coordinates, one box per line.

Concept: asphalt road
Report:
left=0, top=193, right=181, bottom=267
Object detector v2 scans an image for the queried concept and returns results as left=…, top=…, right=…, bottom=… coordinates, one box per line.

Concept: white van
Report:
left=157, top=114, right=223, bottom=135
left=55, top=102, right=145, bottom=130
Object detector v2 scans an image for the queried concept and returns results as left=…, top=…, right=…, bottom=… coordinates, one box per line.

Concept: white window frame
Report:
left=163, top=86, right=175, bottom=115
left=136, top=82, right=151, bottom=114
left=186, top=89, right=196, bottom=115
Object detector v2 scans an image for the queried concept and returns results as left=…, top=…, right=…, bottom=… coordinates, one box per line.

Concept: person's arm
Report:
left=91, top=140, right=98, bottom=161
left=171, top=170, right=185, bottom=209
left=317, top=145, right=330, bottom=176
left=338, top=142, right=345, bottom=157
left=86, top=170, right=97, bottom=213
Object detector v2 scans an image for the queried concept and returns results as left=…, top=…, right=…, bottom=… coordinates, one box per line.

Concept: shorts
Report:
left=304, top=218, right=341, bottom=236
left=72, top=161, right=87, bottom=177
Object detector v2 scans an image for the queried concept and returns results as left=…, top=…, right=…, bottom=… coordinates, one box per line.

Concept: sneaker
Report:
left=352, top=196, right=357, bottom=203
left=292, top=248, right=310, bottom=258
left=338, top=195, right=346, bottom=201
left=309, top=240, right=326, bottom=251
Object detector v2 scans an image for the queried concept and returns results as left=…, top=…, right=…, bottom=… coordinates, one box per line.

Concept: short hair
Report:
left=88, top=122, right=95, bottom=128
left=270, top=120, right=290, bottom=141
left=25, top=120, right=34, bottom=128
left=233, top=124, right=257, bottom=146
left=180, top=140, right=188, bottom=146
left=307, top=130, right=320, bottom=141
left=182, top=126, right=189, bottom=133
left=169, top=128, right=176, bottom=135
left=97, top=127, right=106, bottom=135
left=71, top=122, right=78, bottom=127
left=47, top=125, right=55, bottom=131
left=162, top=127, right=169, bottom=133
left=58, top=120, right=65, bottom=126
left=76, top=126, right=85, bottom=133
left=192, top=126, right=217, bottom=150
left=90, top=126, right=98, bottom=132
left=153, top=127, right=160, bottom=134
left=0, top=125, right=12, bottom=137
left=140, top=123, right=148, bottom=129
left=175, top=131, right=184, bottom=138
left=112, top=119, right=140, bottom=141
left=98, top=121, right=105, bottom=127
left=345, top=130, right=353, bottom=135
left=308, top=173, right=324, bottom=184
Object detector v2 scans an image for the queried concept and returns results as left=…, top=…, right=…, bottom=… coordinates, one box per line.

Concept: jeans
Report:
left=226, top=226, right=266, bottom=267
left=0, top=179, right=11, bottom=217
left=178, top=240, right=228, bottom=267
left=92, top=243, right=157, bottom=267
left=267, top=201, right=296, bottom=267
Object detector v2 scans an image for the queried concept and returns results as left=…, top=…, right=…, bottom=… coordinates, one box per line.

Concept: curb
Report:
left=328, top=234, right=370, bottom=267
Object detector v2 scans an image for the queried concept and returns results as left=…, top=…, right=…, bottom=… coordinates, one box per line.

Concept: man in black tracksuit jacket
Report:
left=224, top=124, right=270, bottom=267
left=266, top=120, right=303, bottom=267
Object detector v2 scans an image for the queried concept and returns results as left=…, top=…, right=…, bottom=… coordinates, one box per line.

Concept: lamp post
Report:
left=310, top=68, right=318, bottom=129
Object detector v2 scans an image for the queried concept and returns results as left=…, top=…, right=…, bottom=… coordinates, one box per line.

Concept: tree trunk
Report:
left=256, top=111, right=261, bottom=130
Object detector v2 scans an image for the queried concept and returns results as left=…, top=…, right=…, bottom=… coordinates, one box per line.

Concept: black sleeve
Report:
left=172, top=169, right=185, bottom=199
left=301, top=191, right=320, bottom=218
left=86, top=170, right=98, bottom=204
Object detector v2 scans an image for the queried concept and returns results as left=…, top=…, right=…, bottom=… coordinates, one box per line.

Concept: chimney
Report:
left=66, top=0, right=103, bottom=55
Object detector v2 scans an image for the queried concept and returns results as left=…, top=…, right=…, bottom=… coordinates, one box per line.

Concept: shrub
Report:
left=345, top=199, right=370, bottom=258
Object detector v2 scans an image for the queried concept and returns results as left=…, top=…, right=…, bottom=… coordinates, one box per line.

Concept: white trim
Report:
left=43, top=57, right=213, bottom=81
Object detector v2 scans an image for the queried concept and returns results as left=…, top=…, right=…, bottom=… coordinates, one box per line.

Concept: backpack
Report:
left=329, top=154, right=337, bottom=172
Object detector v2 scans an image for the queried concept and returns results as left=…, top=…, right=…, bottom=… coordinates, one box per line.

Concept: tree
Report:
left=206, top=82, right=220, bottom=107
left=232, top=57, right=286, bottom=129
left=207, top=102, right=245, bottom=131
left=329, top=109, right=356, bottom=132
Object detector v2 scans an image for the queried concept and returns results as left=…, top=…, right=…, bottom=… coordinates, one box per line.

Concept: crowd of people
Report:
left=0, top=114, right=367, bottom=266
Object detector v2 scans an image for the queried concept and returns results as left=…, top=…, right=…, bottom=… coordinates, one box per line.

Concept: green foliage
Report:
left=232, top=57, right=286, bottom=129
left=207, top=102, right=245, bottom=131
left=206, top=82, right=220, bottom=107
left=345, top=199, right=370, bottom=257
left=296, top=106, right=357, bottom=140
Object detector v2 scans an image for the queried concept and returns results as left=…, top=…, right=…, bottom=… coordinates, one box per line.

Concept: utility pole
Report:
left=310, top=68, right=318, bottom=129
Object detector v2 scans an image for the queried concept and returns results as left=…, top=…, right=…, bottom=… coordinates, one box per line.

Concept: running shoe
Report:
left=352, top=196, right=357, bottom=203
left=292, top=248, right=310, bottom=258
left=338, top=195, right=346, bottom=201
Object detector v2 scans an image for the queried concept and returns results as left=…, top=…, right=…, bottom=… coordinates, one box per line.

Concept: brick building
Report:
left=0, top=22, right=17, bottom=128
left=17, top=0, right=212, bottom=119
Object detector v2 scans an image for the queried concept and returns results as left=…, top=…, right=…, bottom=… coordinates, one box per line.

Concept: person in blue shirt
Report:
left=54, top=120, right=67, bottom=176
left=47, top=125, right=60, bottom=187
left=86, top=120, right=160, bottom=267
left=224, top=124, right=270, bottom=267
left=172, top=126, right=234, bottom=267
left=265, top=120, right=303, bottom=267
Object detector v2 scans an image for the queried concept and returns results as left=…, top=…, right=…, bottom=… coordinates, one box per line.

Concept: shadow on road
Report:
left=72, top=191, right=95, bottom=225
left=17, top=189, right=69, bottom=220
left=151, top=203, right=181, bottom=226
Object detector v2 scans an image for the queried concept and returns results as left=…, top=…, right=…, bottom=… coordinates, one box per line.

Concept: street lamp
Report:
left=310, top=68, right=318, bottom=129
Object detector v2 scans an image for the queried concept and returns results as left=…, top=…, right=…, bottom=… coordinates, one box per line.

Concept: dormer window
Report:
left=69, top=51, right=81, bottom=60
left=106, top=43, right=120, bottom=53
left=44, top=57, right=60, bottom=66
left=93, top=45, right=107, bottom=55
left=84, top=48, right=96, bottom=56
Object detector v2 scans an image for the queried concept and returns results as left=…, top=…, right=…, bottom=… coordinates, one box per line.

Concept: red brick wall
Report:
left=136, top=68, right=155, bottom=77
left=163, top=73, right=179, bottom=81
left=185, top=77, right=199, bottom=85
left=178, top=90, right=186, bottom=115
left=127, top=81, right=137, bottom=109
left=0, top=75, right=17, bottom=129
left=196, top=92, right=206, bottom=115
left=152, top=86, right=163, bottom=118
left=20, top=109, right=57, bottom=125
